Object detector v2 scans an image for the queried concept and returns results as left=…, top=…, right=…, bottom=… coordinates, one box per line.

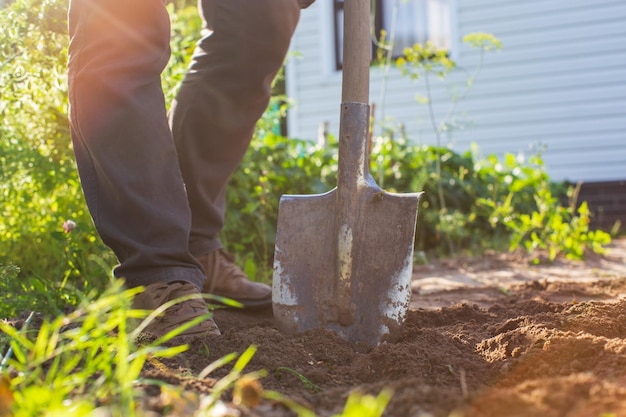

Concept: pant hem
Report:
left=121, top=267, right=206, bottom=291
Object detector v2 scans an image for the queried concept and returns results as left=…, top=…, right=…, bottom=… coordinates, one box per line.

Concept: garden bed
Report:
left=140, top=239, right=626, bottom=416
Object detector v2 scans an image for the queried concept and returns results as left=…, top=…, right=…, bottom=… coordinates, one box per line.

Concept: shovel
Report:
left=272, top=0, right=422, bottom=346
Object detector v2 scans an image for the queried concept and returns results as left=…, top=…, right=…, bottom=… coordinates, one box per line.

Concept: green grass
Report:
left=0, top=279, right=392, bottom=416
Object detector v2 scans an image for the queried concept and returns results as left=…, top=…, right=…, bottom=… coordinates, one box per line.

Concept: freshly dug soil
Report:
left=144, top=239, right=626, bottom=417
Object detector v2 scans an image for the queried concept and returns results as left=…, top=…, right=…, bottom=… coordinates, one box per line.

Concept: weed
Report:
left=275, top=367, right=322, bottom=393
left=480, top=165, right=612, bottom=262
left=332, top=389, right=393, bottom=417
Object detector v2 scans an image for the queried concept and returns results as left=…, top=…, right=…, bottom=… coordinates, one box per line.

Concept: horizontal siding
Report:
left=460, top=0, right=625, bottom=24
left=461, top=127, right=626, bottom=154
left=287, top=0, right=626, bottom=183
left=460, top=1, right=626, bottom=29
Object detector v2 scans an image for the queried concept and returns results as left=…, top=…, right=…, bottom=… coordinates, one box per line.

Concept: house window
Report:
left=333, top=0, right=452, bottom=69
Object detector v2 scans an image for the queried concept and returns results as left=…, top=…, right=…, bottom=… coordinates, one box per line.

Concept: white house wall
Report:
left=286, top=0, right=626, bottom=183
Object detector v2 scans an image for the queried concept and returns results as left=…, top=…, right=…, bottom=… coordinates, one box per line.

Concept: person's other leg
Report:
left=169, top=0, right=300, bottom=257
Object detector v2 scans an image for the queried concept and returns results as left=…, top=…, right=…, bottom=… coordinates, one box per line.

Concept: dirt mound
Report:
left=144, top=240, right=626, bottom=416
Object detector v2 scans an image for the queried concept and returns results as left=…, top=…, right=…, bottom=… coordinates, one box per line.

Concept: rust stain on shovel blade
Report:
left=272, top=102, right=422, bottom=346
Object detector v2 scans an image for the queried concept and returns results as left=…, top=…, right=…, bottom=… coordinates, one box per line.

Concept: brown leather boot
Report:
left=132, top=281, right=221, bottom=337
left=196, top=249, right=272, bottom=309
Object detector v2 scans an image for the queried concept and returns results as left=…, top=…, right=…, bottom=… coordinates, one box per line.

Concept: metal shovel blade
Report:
left=272, top=102, right=422, bottom=346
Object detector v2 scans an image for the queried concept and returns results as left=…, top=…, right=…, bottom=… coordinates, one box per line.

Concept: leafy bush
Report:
left=369, top=135, right=611, bottom=259
left=0, top=0, right=116, bottom=317
left=480, top=176, right=611, bottom=262
left=224, top=129, right=611, bottom=270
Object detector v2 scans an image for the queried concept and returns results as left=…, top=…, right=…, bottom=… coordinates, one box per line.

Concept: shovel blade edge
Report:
left=272, top=187, right=422, bottom=346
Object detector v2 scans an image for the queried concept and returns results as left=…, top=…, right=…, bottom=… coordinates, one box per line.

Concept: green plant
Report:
left=0, top=279, right=222, bottom=416
left=332, top=389, right=392, bottom=417
left=482, top=177, right=611, bottom=262
left=224, top=123, right=612, bottom=266
left=0, top=264, right=20, bottom=287
left=0, top=219, right=114, bottom=318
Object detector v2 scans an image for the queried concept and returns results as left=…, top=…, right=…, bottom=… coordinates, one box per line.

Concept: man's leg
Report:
left=67, top=0, right=217, bottom=335
left=169, top=0, right=300, bottom=306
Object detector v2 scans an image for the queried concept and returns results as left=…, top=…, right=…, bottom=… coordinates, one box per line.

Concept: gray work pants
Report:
left=67, top=0, right=300, bottom=289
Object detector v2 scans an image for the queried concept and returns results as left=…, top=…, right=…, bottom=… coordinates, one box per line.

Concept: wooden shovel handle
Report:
left=341, top=0, right=370, bottom=104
